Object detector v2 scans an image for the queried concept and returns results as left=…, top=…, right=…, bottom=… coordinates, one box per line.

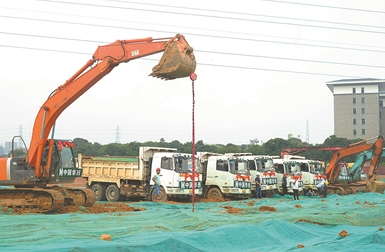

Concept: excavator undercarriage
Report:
left=0, top=187, right=94, bottom=214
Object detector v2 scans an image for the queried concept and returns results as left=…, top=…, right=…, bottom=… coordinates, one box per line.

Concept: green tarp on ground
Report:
left=1, top=193, right=385, bottom=251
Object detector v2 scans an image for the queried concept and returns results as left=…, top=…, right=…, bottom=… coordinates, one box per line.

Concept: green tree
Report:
left=263, top=138, right=290, bottom=156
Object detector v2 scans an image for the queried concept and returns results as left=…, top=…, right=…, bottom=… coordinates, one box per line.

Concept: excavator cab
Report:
left=150, top=36, right=196, bottom=80
left=43, top=139, right=83, bottom=184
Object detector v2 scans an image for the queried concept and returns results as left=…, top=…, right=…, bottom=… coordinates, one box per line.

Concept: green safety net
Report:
left=1, top=192, right=385, bottom=252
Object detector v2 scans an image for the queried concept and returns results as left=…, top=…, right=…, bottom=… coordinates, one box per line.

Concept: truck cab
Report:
left=273, top=157, right=304, bottom=194
left=226, top=153, right=278, bottom=196
left=198, top=152, right=251, bottom=199
left=149, top=151, right=202, bottom=201
left=282, top=155, right=325, bottom=192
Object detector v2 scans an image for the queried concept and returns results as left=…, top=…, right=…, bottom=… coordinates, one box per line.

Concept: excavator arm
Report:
left=280, top=146, right=344, bottom=158
left=325, top=136, right=384, bottom=185
left=28, top=34, right=196, bottom=180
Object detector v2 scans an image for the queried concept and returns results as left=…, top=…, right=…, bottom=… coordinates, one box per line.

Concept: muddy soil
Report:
left=54, top=202, right=146, bottom=214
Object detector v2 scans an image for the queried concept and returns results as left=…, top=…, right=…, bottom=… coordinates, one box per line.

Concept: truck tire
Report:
left=207, top=187, right=222, bottom=200
left=91, top=183, right=106, bottom=201
left=151, top=186, right=168, bottom=202
left=106, top=184, right=120, bottom=202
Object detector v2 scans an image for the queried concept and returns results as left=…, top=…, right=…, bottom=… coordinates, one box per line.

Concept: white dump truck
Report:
left=225, top=153, right=278, bottom=197
left=273, top=156, right=304, bottom=194
left=197, top=152, right=251, bottom=199
left=280, top=155, right=325, bottom=193
left=79, top=147, right=202, bottom=202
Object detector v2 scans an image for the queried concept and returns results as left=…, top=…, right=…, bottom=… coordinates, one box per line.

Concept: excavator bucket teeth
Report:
left=150, top=41, right=196, bottom=80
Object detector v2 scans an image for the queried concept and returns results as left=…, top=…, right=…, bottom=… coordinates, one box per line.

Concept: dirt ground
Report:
left=54, top=202, right=146, bottom=214
left=15, top=176, right=385, bottom=214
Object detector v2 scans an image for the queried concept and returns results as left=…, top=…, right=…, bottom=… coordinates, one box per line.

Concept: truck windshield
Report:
left=174, top=156, right=199, bottom=173
left=229, top=159, right=248, bottom=174
left=256, top=158, right=274, bottom=172
left=284, top=162, right=301, bottom=175
left=309, top=162, right=324, bottom=174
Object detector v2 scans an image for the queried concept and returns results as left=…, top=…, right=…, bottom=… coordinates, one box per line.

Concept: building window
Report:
left=353, top=98, right=356, bottom=104
left=362, top=108, right=365, bottom=114
left=362, top=129, right=365, bottom=135
left=353, top=108, right=356, bottom=114
left=361, top=97, right=365, bottom=104
left=361, top=87, right=364, bottom=93
left=352, top=88, right=356, bottom=93
left=362, top=118, right=365, bottom=124
left=353, top=129, right=357, bottom=135
left=353, top=119, right=356, bottom=124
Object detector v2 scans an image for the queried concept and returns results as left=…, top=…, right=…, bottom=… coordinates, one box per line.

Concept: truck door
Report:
left=214, top=159, right=232, bottom=187
left=159, top=156, right=175, bottom=189
left=300, top=162, right=310, bottom=187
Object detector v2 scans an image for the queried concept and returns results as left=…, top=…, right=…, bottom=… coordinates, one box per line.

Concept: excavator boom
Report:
left=0, top=34, right=196, bottom=213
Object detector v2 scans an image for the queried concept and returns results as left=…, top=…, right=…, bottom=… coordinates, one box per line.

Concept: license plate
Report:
left=189, top=189, right=193, bottom=194
left=269, top=185, right=273, bottom=189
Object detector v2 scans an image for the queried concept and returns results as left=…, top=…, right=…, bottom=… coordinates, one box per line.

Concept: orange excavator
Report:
left=325, top=135, right=385, bottom=194
left=0, top=34, right=196, bottom=213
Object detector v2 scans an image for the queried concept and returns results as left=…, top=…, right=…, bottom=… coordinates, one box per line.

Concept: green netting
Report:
left=1, top=193, right=385, bottom=252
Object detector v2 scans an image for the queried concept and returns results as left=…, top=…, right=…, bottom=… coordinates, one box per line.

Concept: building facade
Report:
left=326, top=78, right=385, bottom=140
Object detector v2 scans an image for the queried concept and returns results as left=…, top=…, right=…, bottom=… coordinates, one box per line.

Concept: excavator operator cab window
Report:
left=59, top=145, right=75, bottom=168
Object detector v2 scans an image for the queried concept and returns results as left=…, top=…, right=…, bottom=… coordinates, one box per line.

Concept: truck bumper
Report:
left=165, top=187, right=203, bottom=196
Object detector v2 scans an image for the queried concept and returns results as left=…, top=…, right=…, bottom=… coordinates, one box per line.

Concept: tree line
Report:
left=73, top=135, right=364, bottom=163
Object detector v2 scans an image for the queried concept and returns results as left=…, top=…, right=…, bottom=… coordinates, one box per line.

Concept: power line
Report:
left=1, top=15, right=385, bottom=54
left=2, top=31, right=385, bottom=69
left=103, top=0, right=385, bottom=30
left=33, top=0, right=385, bottom=35
left=0, top=44, right=369, bottom=79
left=258, top=0, right=385, bottom=14
left=2, top=6, right=385, bottom=51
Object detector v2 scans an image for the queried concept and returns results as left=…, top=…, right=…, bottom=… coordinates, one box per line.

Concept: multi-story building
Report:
left=326, top=78, right=385, bottom=140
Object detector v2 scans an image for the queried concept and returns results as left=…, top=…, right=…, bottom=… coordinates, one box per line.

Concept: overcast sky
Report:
left=1, top=0, right=385, bottom=148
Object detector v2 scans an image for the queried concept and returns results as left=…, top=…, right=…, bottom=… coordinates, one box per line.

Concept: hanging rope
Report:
left=190, top=72, right=197, bottom=212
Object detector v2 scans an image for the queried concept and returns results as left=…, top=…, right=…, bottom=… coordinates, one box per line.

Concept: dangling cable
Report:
left=190, top=72, right=197, bottom=212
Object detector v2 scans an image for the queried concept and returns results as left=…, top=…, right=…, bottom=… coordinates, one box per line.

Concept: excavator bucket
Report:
left=150, top=40, right=196, bottom=80
left=367, top=179, right=385, bottom=193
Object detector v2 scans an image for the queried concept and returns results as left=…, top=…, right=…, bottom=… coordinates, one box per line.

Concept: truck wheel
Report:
left=106, top=184, right=120, bottom=202
left=91, top=183, right=106, bottom=201
left=151, top=187, right=168, bottom=202
left=207, top=187, right=222, bottom=200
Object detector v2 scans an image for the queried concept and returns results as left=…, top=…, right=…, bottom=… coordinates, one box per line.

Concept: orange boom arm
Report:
left=28, top=34, right=196, bottom=179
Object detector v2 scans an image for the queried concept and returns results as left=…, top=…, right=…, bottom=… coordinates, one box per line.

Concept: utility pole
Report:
left=306, top=120, right=309, bottom=146
left=115, top=126, right=120, bottom=143
left=18, top=125, right=23, bottom=149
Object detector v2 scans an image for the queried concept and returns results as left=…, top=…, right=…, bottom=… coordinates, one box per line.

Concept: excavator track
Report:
left=0, top=187, right=95, bottom=214
left=328, top=182, right=370, bottom=195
